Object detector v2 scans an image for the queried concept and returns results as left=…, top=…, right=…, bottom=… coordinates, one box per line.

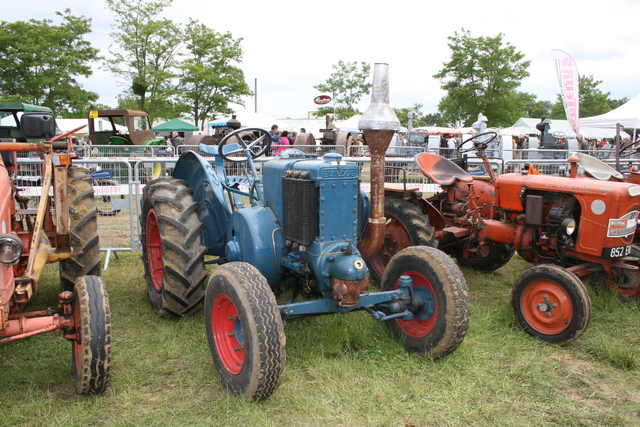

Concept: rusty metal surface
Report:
left=331, top=277, right=369, bottom=307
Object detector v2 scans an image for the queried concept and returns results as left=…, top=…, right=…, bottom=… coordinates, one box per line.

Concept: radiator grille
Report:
left=283, top=177, right=318, bottom=246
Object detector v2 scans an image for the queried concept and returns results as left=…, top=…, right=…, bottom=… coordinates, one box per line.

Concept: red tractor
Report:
left=0, top=105, right=111, bottom=394
left=369, top=130, right=640, bottom=345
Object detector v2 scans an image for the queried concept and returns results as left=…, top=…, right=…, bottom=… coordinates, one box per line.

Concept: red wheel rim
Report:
left=520, top=280, right=573, bottom=335
left=371, top=215, right=412, bottom=277
left=394, top=271, right=438, bottom=337
left=146, top=209, right=164, bottom=293
left=212, top=294, right=244, bottom=375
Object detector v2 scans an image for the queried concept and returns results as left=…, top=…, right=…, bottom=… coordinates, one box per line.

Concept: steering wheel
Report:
left=619, top=139, right=639, bottom=157
left=218, top=127, right=272, bottom=163
left=552, top=131, right=567, bottom=139
left=457, top=131, right=498, bottom=153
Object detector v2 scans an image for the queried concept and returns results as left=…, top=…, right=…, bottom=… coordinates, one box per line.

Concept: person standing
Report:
left=446, top=133, right=458, bottom=158
left=275, top=130, right=290, bottom=155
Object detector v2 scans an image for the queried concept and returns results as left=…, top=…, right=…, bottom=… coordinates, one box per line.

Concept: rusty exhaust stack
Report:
left=356, top=63, right=401, bottom=261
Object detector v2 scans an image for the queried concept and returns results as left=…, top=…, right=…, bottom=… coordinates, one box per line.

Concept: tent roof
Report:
left=153, top=118, right=198, bottom=132
left=502, top=118, right=628, bottom=139
left=579, top=93, right=640, bottom=129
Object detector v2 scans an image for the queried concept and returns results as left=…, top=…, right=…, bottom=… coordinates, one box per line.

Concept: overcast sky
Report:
left=4, top=0, right=640, bottom=121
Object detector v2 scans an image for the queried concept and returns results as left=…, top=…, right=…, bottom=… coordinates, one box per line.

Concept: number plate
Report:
left=602, top=245, right=632, bottom=258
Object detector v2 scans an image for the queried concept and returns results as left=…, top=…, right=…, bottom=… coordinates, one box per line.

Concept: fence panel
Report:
left=15, top=158, right=136, bottom=268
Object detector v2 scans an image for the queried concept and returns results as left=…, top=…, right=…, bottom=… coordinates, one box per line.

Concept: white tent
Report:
left=501, top=118, right=628, bottom=139
left=336, top=115, right=362, bottom=133
left=580, top=93, right=640, bottom=129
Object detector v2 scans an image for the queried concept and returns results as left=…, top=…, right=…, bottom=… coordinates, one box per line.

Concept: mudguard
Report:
left=173, top=151, right=230, bottom=257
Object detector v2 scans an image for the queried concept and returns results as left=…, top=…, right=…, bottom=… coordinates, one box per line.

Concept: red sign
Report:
left=314, top=95, right=332, bottom=105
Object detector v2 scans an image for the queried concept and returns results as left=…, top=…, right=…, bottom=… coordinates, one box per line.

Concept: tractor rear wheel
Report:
left=456, top=242, right=515, bottom=272
left=140, top=178, right=207, bottom=317
left=511, top=264, right=591, bottom=345
left=588, top=246, right=640, bottom=299
left=72, top=275, right=112, bottom=395
left=367, top=197, right=436, bottom=283
left=205, top=262, right=286, bottom=401
left=380, top=246, right=469, bottom=358
left=60, top=167, right=101, bottom=292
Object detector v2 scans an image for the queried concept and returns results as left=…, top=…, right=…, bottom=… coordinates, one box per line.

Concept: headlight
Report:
left=561, top=218, right=576, bottom=236
left=0, top=234, right=24, bottom=265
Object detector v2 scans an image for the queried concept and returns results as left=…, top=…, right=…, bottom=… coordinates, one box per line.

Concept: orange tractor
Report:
left=0, top=105, right=110, bottom=394
left=369, top=127, right=640, bottom=345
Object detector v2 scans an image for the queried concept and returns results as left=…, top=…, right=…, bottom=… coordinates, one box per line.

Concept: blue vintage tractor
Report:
left=139, top=64, right=470, bottom=400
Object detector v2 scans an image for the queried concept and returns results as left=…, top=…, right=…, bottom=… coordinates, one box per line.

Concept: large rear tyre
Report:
left=511, top=264, right=591, bottom=345
left=72, top=275, right=112, bottom=395
left=140, top=178, right=208, bottom=317
left=380, top=246, right=470, bottom=358
left=367, top=197, right=436, bottom=283
left=205, top=262, right=286, bottom=401
left=60, top=167, right=101, bottom=292
left=456, top=242, right=515, bottom=272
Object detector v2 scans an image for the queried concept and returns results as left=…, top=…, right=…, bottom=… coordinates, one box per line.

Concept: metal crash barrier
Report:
left=16, top=158, right=135, bottom=270
left=17, top=144, right=638, bottom=270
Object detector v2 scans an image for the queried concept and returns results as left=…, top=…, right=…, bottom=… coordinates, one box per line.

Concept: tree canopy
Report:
left=177, top=20, right=251, bottom=129
left=550, top=74, right=612, bottom=119
left=104, top=0, right=250, bottom=125
left=0, top=9, right=100, bottom=117
left=434, top=29, right=531, bottom=127
left=314, top=61, right=372, bottom=120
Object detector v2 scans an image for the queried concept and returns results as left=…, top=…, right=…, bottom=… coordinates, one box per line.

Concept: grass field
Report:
left=1, top=251, right=639, bottom=426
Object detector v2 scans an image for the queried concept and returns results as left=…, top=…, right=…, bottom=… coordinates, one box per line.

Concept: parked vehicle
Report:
left=369, top=128, right=640, bottom=346
left=0, top=105, right=110, bottom=394
left=139, top=64, right=470, bottom=400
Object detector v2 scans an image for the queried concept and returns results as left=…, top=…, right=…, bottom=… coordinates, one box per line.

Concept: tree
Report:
left=314, top=61, right=372, bottom=120
left=550, top=74, right=612, bottom=119
left=433, top=29, right=531, bottom=127
left=104, top=0, right=183, bottom=122
left=0, top=10, right=100, bottom=117
left=394, top=103, right=426, bottom=128
left=177, top=20, right=252, bottom=129
left=519, top=93, right=552, bottom=118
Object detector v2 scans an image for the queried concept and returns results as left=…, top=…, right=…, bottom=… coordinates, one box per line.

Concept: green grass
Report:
left=1, top=252, right=640, bottom=426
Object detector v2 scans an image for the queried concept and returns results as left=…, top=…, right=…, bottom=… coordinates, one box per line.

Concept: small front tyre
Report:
left=511, top=264, right=591, bottom=345
left=72, top=275, right=112, bottom=395
left=205, top=262, right=286, bottom=401
left=380, top=246, right=470, bottom=358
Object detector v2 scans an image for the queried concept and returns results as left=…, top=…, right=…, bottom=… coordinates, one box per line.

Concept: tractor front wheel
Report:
left=205, top=262, right=286, bottom=401
left=140, top=178, right=208, bottom=317
left=511, top=264, right=591, bottom=345
left=60, top=167, right=101, bottom=292
left=380, top=246, right=470, bottom=358
left=368, top=197, right=436, bottom=283
left=72, top=275, right=112, bottom=395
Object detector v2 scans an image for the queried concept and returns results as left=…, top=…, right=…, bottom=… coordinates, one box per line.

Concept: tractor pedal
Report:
left=442, top=226, right=470, bottom=237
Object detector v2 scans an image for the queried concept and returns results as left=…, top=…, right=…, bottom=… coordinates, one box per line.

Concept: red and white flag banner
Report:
left=551, top=49, right=580, bottom=135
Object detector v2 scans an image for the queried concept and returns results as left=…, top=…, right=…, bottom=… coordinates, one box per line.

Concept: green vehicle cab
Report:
left=87, top=109, right=164, bottom=146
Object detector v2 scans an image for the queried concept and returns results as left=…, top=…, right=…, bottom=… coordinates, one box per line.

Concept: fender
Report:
left=173, top=151, right=231, bottom=256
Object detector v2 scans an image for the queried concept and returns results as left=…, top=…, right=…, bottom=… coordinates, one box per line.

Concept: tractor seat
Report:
left=414, top=152, right=473, bottom=186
